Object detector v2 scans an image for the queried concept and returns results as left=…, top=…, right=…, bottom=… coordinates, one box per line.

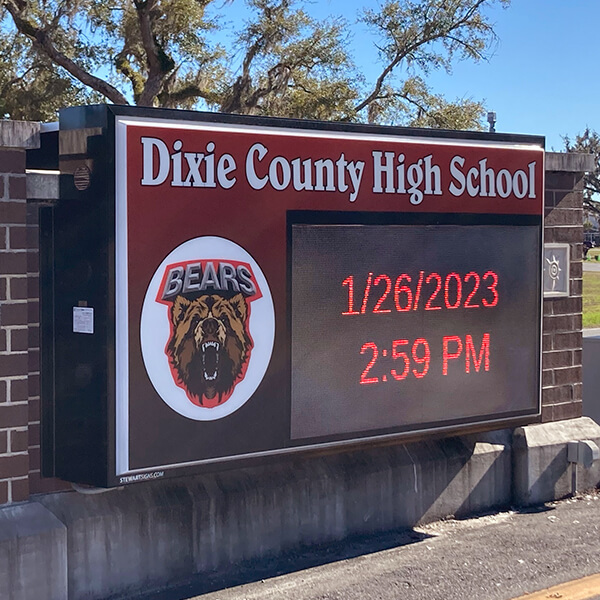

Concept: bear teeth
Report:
left=201, top=341, right=220, bottom=352
left=201, top=341, right=220, bottom=381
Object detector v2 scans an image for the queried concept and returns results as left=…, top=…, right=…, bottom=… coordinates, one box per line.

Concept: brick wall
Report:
left=0, top=143, right=33, bottom=504
left=541, top=153, right=588, bottom=422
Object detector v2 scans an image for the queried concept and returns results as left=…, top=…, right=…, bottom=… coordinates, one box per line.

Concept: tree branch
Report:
left=584, top=199, right=600, bottom=216
left=355, top=0, right=491, bottom=114
left=355, top=54, right=402, bottom=113
left=4, top=0, right=129, bottom=105
left=115, top=52, right=145, bottom=103
left=133, top=0, right=170, bottom=105
left=444, top=34, right=487, bottom=61
left=158, top=80, right=222, bottom=107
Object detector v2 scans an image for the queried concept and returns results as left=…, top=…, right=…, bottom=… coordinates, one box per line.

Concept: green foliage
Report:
left=219, top=0, right=357, bottom=117
left=0, top=27, right=99, bottom=120
left=0, top=0, right=508, bottom=129
left=564, top=128, right=600, bottom=214
left=363, top=75, right=485, bottom=130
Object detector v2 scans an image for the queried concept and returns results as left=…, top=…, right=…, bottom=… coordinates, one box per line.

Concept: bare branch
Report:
left=356, top=0, right=494, bottom=114
left=355, top=53, right=402, bottom=113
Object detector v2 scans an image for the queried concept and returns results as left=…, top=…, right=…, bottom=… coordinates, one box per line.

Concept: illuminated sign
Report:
left=46, top=106, right=544, bottom=487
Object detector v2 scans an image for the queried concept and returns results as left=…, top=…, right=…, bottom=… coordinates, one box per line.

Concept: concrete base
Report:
left=1, top=422, right=598, bottom=599
left=513, top=417, right=600, bottom=506
left=25, top=432, right=508, bottom=600
left=0, top=502, right=66, bottom=600
left=37, top=482, right=195, bottom=600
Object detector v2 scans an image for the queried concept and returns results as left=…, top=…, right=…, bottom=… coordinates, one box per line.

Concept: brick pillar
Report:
left=0, top=121, right=40, bottom=504
left=541, top=152, right=592, bottom=422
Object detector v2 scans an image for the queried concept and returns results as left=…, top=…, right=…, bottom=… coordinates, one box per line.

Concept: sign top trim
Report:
left=60, top=104, right=544, bottom=149
left=115, top=115, right=544, bottom=152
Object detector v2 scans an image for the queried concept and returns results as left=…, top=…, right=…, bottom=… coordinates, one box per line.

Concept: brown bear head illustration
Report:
left=166, top=293, right=252, bottom=406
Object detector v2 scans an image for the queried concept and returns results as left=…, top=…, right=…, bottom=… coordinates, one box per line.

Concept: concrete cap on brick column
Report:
left=546, top=152, right=595, bottom=173
left=26, top=170, right=59, bottom=201
left=0, top=121, right=40, bottom=150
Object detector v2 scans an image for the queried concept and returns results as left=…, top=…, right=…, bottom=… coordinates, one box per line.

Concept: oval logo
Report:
left=140, top=236, right=275, bottom=420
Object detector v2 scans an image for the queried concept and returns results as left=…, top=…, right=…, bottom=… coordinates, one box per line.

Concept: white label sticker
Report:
left=73, top=307, right=94, bottom=334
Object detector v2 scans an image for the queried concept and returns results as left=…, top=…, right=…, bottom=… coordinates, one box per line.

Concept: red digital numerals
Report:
left=342, top=271, right=499, bottom=315
left=359, top=333, right=490, bottom=385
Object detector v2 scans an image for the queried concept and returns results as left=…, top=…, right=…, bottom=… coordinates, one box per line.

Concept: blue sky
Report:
left=236, top=0, right=596, bottom=150
left=421, top=0, right=599, bottom=150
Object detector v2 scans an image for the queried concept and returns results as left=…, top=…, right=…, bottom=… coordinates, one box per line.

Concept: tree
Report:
left=0, top=29, right=100, bottom=120
left=0, top=0, right=509, bottom=128
left=564, top=128, right=600, bottom=215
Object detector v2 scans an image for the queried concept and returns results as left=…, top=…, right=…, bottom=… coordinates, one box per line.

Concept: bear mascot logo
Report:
left=156, top=259, right=262, bottom=408
left=140, top=237, right=275, bottom=421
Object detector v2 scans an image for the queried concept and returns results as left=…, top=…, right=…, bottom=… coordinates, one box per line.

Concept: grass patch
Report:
left=584, top=271, right=600, bottom=328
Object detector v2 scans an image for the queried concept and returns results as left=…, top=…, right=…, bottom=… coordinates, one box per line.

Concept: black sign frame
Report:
left=40, top=104, right=544, bottom=487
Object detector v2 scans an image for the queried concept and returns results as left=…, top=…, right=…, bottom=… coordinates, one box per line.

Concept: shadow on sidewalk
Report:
left=131, top=526, right=435, bottom=600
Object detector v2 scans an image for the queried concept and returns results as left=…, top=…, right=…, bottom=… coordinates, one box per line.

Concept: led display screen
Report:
left=291, top=222, right=540, bottom=441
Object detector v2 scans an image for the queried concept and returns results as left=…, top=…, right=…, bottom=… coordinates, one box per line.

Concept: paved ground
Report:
left=584, top=261, right=600, bottom=273
left=134, top=491, right=600, bottom=600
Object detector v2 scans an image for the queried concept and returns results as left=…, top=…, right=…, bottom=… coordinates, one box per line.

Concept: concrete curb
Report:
left=513, top=417, right=600, bottom=506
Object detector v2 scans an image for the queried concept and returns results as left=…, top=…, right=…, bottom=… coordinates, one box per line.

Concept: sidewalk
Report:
left=584, top=261, right=600, bottom=273
left=133, top=491, right=600, bottom=600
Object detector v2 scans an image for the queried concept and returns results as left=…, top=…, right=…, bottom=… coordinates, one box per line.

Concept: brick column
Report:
left=0, top=122, right=40, bottom=504
left=541, top=152, right=593, bottom=422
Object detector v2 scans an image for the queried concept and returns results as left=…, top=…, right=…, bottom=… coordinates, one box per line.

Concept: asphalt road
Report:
left=134, top=491, right=600, bottom=600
